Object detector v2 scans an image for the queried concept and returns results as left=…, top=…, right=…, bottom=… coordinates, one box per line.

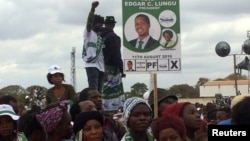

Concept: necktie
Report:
left=138, top=40, right=144, bottom=49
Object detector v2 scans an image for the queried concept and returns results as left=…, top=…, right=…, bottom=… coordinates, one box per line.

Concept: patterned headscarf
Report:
left=123, top=97, right=152, bottom=127
left=36, top=100, right=68, bottom=133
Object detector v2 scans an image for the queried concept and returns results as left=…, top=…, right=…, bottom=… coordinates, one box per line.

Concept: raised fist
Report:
left=92, top=1, right=99, bottom=9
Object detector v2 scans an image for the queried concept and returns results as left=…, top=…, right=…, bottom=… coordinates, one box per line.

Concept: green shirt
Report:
left=121, top=131, right=154, bottom=141
left=46, top=84, right=76, bottom=106
left=18, top=132, right=28, bottom=141
left=161, top=40, right=176, bottom=48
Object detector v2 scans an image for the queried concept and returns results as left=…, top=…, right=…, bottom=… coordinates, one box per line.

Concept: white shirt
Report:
left=83, top=29, right=104, bottom=72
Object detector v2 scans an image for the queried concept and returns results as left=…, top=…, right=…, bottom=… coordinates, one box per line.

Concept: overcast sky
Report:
left=1, top=0, right=250, bottom=93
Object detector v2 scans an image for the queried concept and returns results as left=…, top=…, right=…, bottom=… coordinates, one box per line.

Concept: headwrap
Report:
left=36, top=100, right=68, bottom=133
left=152, top=115, right=186, bottom=141
left=162, top=102, right=187, bottom=117
left=73, top=110, right=104, bottom=135
left=123, top=97, right=152, bottom=127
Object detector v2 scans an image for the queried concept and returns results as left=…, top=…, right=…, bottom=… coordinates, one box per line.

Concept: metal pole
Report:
left=233, top=54, right=239, bottom=95
left=71, top=47, right=76, bottom=90
left=247, top=31, right=250, bottom=94
left=248, top=69, right=250, bottom=94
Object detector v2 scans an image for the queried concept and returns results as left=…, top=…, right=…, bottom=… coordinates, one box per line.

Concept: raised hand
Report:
left=92, top=1, right=99, bottom=9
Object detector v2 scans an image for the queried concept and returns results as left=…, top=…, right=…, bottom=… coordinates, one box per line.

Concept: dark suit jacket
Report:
left=129, top=36, right=159, bottom=49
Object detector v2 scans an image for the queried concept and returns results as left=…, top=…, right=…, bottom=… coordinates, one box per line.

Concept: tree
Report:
left=127, top=83, right=148, bottom=99
left=0, top=85, right=30, bottom=106
left=196, top=77, right=209, bottom=86
left=0, top=91, right=4, bottom=97
left=0, top=85, right=28, bottom=95
left=124, top=91, right=131, bottom=99
left=214, top=78, right=225, bottom=81
left=194, top=77, right=209, bottom=94
left=169, top=84, right=199, bottom=98
left=224, top=73, right=248, bottom=80
left=26, top=85, right=47, bottom=99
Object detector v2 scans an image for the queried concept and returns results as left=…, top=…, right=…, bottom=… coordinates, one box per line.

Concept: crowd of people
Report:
left=0, top=60, right=249, bottom=141
left=2, top=83, right=250, bottom=141
left=2, top=1, right=250, bottom=141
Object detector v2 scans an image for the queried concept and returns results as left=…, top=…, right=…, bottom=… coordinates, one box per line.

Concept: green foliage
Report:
left=0, top=91, right=4, bottom=97
left=0, top=85, right=47, bottom=107
left=14, top=93, right=26, bottom=105
left=195, top=77, right=209, bottom=93
left=169, top=84, right=199, bottom=98
left=0, top=85, right=28, bottom=95
left=124, top=91, right=131, bottom=99
left=126, top=82, right=148, bottom=99
left=215, top=93, right=222, bottom=98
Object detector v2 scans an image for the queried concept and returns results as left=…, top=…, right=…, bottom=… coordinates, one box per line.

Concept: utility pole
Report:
left=71, top=47, right=76, bottom=90
left=215, top=30, right=250, bottom=96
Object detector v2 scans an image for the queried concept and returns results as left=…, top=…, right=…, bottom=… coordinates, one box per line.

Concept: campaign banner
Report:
left=122, top=0, right=181, bottom=73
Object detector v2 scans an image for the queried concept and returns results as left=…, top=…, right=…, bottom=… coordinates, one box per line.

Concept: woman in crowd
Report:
left=46, top=64, right=76, bottom=107
left=0, top=104, right=27, bottom=141
left=73, top=110, right=118, bottom=141
left=151, top=114, right=186, bottom=141
left=121, top=97, right=154, bottom=141
left=162, top=102, right=201, bottom=141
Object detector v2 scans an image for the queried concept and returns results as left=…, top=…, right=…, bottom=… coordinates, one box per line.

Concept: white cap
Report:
left=143, top=91, right=150, bottom=100
left=0, top=104, right=20, bottom=120
left=25, top=95, right=30, bottom=99
left=48, top=64, right=62, bottom=74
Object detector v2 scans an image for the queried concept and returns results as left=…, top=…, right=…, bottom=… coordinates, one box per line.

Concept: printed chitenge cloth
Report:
left=102, top=65, right=125, bottom=113
left=36, top=101, right=68, bottom=133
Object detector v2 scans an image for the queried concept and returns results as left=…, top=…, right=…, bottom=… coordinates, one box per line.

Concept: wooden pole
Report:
left=153, top=73, right=158, bottom=118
